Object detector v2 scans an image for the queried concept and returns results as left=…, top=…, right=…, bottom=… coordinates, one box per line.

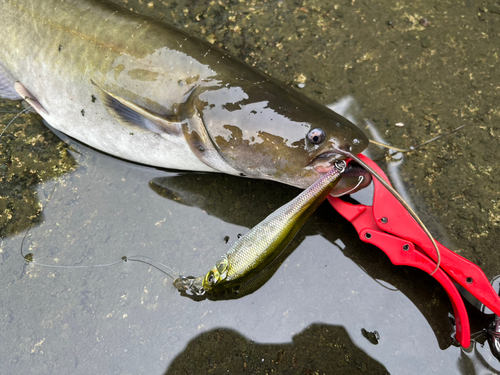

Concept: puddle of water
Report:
left=1, top=99, right=498, bottom=374
left=1, top=0, right=500, bottom=374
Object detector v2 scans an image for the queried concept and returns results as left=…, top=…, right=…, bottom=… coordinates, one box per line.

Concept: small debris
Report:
left=361, top=328, right=380, bottom=345
left=419, top=18, right=430, bottom=27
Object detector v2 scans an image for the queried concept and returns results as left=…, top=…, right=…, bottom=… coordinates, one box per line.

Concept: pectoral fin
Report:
left=181, top=89, right=241, bottom=175
left=91, top=80, right=181, bottom=136
left=14, top=82, right=48, bottom=116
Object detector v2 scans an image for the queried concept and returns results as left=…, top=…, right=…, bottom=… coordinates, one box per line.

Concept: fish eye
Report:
left=307, top=128, right=325, bottom=145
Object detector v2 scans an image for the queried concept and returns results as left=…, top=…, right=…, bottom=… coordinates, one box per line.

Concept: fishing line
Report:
left=361, top=123, right=467, bottom=274
left=373, top=278, right=400, bottom=292
left=351, top=261, right=400, bottom=292
left=369, top=124, right=466, bottom=152
left=124, top=255, right=177, bottom=280
left=0, top=106, right=33, bottom=139
left=1, top=105, right=178, bottom=279
left=23, top=240, right=177, bottom=278
left=23, top=247, right=177, bottom=278
left=24, top=258, right=125, bottom=269
left=20, top=178, right=59, bottom=261
left=19, top=178, right=178, bottom=280
left=342, top=152, right=442, bottom=275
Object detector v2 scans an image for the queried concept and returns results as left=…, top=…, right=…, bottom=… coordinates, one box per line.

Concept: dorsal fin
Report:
left=91, top=80, right=181, bottom=136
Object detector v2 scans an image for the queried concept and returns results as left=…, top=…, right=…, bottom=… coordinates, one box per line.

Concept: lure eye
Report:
left=307, top=128, right=325, bottom=145
left=208, top=273, right=215, bottom=284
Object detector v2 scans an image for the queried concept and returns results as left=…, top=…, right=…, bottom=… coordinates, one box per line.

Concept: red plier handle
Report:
left=329, top=154, right=500, bottom=348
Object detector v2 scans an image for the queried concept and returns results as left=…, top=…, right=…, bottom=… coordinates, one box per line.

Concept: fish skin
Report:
left=0, top=0, right=369, bottom=190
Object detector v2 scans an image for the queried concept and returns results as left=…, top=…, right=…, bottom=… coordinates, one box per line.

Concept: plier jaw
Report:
left=329, top=154, right=500, bottom=348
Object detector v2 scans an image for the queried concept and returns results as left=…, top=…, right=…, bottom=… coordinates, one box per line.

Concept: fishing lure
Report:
left=174, top=160, right=348, bottom=295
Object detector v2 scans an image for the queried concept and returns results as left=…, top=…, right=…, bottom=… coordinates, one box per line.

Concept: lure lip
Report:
left=173, top=275, right=205, bottom=296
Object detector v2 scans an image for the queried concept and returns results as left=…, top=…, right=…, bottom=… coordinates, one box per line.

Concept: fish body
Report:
left=0, top=0, right=369, bottom=190
left=174, top=162, right=346, bottom=295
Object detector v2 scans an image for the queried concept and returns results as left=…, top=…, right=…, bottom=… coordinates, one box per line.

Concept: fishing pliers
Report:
left=328, top=154, right=500, bottom=348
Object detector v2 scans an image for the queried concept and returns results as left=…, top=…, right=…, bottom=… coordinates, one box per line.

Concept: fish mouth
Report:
left=309, top=152, right=344, bottom=174
left=331, top=160, right=372, bottom=196
left=310, top=152, right=372, bottom=195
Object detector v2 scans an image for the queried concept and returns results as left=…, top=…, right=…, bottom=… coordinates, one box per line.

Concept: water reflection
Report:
left=458, top=341, right=500, bottom=375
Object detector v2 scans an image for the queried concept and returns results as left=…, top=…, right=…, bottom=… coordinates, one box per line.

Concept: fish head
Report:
left=94, top=63, right=369, bottom=194
left=193, top=82, right=370, bottom=192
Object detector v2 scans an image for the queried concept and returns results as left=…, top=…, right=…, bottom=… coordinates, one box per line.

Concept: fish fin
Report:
left=14, top=82, right=48, bottom=116
left=91, top=80, right=181, bottom=136
left=180, top=87, right=241, bottom=175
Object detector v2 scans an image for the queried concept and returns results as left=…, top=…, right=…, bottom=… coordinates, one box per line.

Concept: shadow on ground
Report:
left=164, top=323, right=389, bottom=374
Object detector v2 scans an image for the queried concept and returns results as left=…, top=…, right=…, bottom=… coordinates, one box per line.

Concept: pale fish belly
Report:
left=0, top=61, right=216, bottom=172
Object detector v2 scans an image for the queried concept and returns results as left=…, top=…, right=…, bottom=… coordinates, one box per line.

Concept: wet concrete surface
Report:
left=1, top=0, right=500, bottom=373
